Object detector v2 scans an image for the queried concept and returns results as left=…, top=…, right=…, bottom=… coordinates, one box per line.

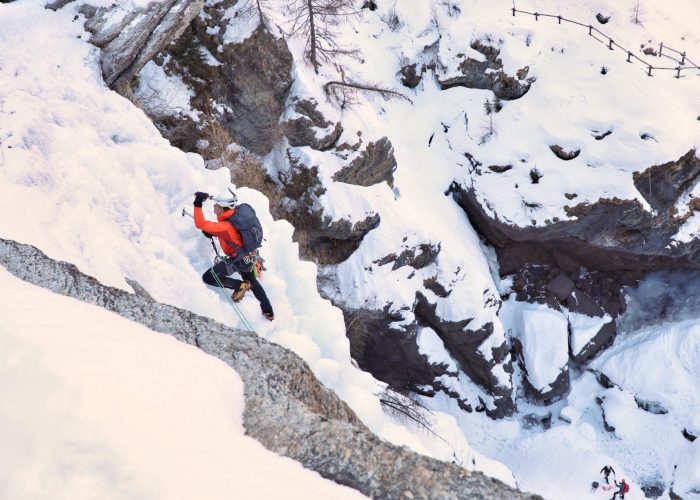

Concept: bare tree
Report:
left=479, top=97, right=501, bottom=145
left=630, top=0, right=644, bottom=25
left=379, top=389, right=445, bottom=441
left=323, top=79, right=413, bottom=108
left=238, top=0, right=271, bottom=29
left=288, top=0, right=360, bottom=73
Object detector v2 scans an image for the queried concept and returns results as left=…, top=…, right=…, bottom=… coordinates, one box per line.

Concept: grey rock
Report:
left=549, top=145, right=581, bottom=161
left=400, top=63, right=423, bottom=88
left=334, top=137, right=398, bottom=188
left=276, top=157, right=380, bottom=265
left=343, top=306, right=449, bottom=392
left=414, top=292, right=515, bottom=418
left=566, top=290, right=604, bottom=316
left=634, top=396, right=669, bottom=415
left=125, top=277, right=153, bottom=300
left=45, top=0, right=74, bottom=9
left=682, top=428, right=697, bottom=442
left=571, top=320, right=616, bottom=364
left=546, top=273, right=575, bottom=301
left=284, top=99, right=343, bottom=151
left=77, top=0, right=203, bottom=88
left=438, top=41, right=534, bottom=100
left=522, top=367, right=570, bottom=405
left=639, top=479, right=665, bottom=499
left=588, top=368, right=619, bottom=389
left=374, top=243, right=440, bottom=271
left=0, top=238, right=541, bottom=500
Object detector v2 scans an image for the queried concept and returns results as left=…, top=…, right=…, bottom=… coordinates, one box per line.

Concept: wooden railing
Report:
left=511, top=6, right=700, bottom=78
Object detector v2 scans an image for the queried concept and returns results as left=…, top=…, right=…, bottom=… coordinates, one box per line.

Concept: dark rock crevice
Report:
left=414, top=292, right=515, bottom=418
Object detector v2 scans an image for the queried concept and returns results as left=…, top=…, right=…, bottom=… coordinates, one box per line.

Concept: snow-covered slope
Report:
left=0, top=267, right=367, bottom=500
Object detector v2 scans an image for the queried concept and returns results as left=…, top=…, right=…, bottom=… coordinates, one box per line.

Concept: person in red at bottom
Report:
left=193, top=191, right=274, bottom=321
left=611, top=478, right=629, bottom=499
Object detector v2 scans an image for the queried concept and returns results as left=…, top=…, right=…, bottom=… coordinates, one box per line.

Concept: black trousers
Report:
left=202, top=258, right=273, bottom=315
left=611, top=491, right=624, bottom=499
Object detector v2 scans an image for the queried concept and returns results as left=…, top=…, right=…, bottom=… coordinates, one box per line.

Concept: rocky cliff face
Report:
left=0, top=238, right=541, bottom=500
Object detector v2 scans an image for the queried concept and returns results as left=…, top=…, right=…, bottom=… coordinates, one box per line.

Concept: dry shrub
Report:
left=229, top=149, right=281, bottom=205
left=201, top=120, right=235, bottom=168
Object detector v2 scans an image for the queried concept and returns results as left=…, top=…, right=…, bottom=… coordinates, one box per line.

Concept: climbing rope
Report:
left=209, top=262, right=257, bottom=333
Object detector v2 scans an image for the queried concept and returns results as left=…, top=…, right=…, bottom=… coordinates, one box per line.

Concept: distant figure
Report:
left=591, top=481, right=600, bottom=493
left=611, top=478, right=629, bottom=499
left=601, top=465, right=616, bottom=485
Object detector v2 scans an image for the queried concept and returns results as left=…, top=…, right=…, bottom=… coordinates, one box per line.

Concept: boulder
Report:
left=334, top=137, right=398, bottom=187
left=438, top=41, right=534, bottom=100
left=511, top=305, right=570, bottom=404
left=284, top=99, right=343, bottom=151
left=400, top=63, right=423, bottom=88
left=549, top=145, right=581, bottom=161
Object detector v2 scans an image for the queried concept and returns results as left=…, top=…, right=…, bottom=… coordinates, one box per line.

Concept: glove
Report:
left=193, top=191, right=209, bottom=207
left=201, top=230, right=214, bottom=239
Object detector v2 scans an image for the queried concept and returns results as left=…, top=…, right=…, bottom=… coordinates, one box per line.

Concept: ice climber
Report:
left=611, top=478, right=629, bottom=499
left=193, top=191, right=274, bottom=321
left=601, top=464, right=615, bottom=485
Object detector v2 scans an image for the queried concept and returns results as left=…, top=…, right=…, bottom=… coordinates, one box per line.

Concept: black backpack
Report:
left=226, top=203, right=263, bottom=254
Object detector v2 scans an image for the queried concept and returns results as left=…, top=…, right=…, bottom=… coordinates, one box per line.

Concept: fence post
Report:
left=535, top=12, right=539, bottom=20
left=676, top=67, right=681, bottom=78
left=588, top=25, right=592, bottom=35
left=608, top=38, right=614, bottom=50
left=681, top=52, right=686, bottom=64
left=648, top=65, right=653, bottom=76
left=659, top=42, right=663, bottom=57
left=557, top=15, right=561, bottom=24
left=512, top=7, right=515, bottom=16
left=627, top=51, right=632, bottom=62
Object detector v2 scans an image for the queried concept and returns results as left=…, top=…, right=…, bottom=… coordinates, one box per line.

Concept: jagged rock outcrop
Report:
left=0, top=238, right=541, bottom=500
left=275, top=157, right=381, bottom=264
left=374, top=243, right=440, bottom=271
left=284, top=99, right=343, bottom=151
left=52, top=0, right=203, bottom=89
left=333, top=137, right=398, bottom=188
left=160, top=6, right=294, bottom=154
left=415, top=293, right=515, bottom=417
left=344, top=306, right=450, bottom=391
left=438, top=41, right=534, bottom=100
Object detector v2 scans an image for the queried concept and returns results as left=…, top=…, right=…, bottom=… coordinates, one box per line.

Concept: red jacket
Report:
left=193, top=206, right=243, bottom=257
